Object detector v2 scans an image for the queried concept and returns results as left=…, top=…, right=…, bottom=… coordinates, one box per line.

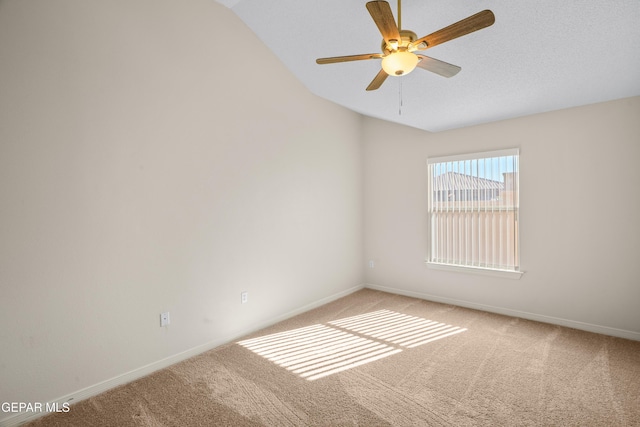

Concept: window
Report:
left=427, top=148, right=521, bottom=278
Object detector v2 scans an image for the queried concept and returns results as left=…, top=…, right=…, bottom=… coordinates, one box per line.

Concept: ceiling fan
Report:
left=316, top=0, right=495, bottom=91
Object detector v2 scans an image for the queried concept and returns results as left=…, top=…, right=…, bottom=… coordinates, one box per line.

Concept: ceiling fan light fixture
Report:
left=381, top=51, right=419, bottom=76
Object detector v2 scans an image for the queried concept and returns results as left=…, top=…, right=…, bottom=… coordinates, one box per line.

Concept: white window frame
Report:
left=426, top=148, right=523, bottom=279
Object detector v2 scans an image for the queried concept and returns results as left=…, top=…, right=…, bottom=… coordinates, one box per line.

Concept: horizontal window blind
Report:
left=427, top=149, right=520, bottom=272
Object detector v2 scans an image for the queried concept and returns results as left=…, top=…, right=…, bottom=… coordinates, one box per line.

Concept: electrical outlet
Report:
left=241, top=291, right=248, bottom=304
left=160, top=312, right=170, bottom=327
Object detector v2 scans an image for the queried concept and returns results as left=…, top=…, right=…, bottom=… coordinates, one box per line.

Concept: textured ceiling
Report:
left=218, top=0, right=640, bottom=132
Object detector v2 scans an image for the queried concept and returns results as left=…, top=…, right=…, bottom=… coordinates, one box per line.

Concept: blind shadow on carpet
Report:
left=238, top=309, right=466, bottom=381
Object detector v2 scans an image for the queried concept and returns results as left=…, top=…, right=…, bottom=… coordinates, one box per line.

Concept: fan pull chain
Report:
left=399, top=79, right=403, bottom=115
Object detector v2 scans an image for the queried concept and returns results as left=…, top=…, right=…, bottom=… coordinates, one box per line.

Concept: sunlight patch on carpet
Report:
left=238, top=324, right=401, bottom=381
left=330, top=309, right=467, bottom=348
left=238, top=310, right=466, bottom=381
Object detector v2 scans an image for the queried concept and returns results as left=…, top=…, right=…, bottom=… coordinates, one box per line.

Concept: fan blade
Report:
left=316, top=54, right=383, bottom=64
left=416, top=55, right=461, bottom=78
left=366, top=1, right=400, bottom=45
left=366, top=69, right=388, bottom=91
left=410, top=10, right=495, bottom=51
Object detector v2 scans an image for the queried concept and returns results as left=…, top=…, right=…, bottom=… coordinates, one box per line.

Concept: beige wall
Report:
left=0, top=0, right=363, bottom=417
left=1, top=0, right=639, bottom=421
left=363, top=96, right=640, bottom=335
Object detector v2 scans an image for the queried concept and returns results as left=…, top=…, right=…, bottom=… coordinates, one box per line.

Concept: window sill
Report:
left=426, top=262, right=524, bottom=280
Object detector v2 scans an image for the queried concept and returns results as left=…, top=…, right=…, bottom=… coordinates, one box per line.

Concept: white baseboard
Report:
left=365, top=284, right=640, bottom=341
left=241, top=284, right=365, bottom=336
left=0, top=284, right=365, bottom=427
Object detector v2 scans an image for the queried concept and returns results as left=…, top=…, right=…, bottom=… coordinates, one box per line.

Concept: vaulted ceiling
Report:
left=217, top=0, right=640, bottom=132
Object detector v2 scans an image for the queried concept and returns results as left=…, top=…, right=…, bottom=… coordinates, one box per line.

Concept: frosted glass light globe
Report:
left=381, top=51, right=419, bottom=76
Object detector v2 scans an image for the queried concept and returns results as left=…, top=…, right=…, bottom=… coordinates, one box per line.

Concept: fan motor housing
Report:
left=382, top=29, right=418, bottom=54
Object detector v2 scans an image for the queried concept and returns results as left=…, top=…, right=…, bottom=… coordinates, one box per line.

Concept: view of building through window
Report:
left=427, top=149, right=519, bottom=272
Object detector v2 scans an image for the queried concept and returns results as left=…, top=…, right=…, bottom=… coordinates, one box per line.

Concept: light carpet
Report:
left=27, top=289, right=640, bottom=426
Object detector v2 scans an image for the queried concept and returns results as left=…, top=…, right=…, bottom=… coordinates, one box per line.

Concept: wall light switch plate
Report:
left=160, top=312, right=170, bottom=327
